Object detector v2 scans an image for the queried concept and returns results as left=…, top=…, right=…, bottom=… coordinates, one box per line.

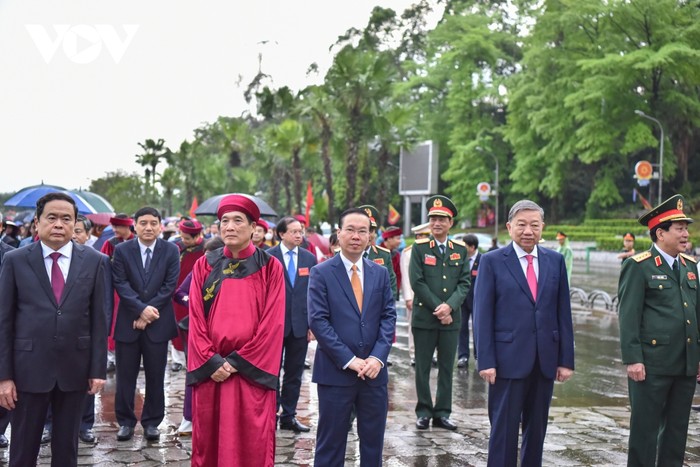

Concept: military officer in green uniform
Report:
left=618, top=194, right=700, bottom=466
left=409, top=195, right=470, bottom=430
left=359, top=205, right=398, bottom=300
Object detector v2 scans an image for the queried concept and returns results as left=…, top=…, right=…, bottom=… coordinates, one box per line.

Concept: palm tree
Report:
left=135, top=138, right=172, bottom=188
left=325, top=46, right=397, bottom=206
left=298, top=85, right=337, bottom=221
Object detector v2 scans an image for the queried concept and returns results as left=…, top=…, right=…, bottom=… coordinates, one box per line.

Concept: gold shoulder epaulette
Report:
left=415, top=238, right=430, bottom=244
left=681, top=253, right=697, bottom=263
left=375, top=245, right=390, bottom=253
left=451, top=239, right=466, bottom=247
left=403, top=245, right=413, bottom=252
left=632, top=251, right=652, bottom=262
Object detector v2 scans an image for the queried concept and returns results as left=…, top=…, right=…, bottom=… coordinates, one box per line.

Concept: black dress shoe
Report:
left=692, top=405, right=700, bottom=412
left=41, top=428, right=52, bottom=444
left=433, top=417, right=457, bottom=430
left=171, top=362, right=183, bottom=372
left=416, top=417, right=430, bottom=430
left=410, top=358, right=415, bottom=367
left=431, top=356, right=438, bottom=367
left=304, top=359, right=311, bottom=369
left=79, top=429, right=96, bottom=444
left=0, top=434, right=8, bottom=448
left=144, top=426, right=160, bottom=441
left=386, top=360, right=393, bottom=367
left=106, top=361, right=116, bottom=373
left=116, top=426, right=134, bottom=441
left=457, top=357, right=469, bottom=368
left=279, top=418, right=310, bottom=433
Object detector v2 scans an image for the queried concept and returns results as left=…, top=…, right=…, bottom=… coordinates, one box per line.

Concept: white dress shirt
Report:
left=512, top=242, right=539, bottom=280
left=41, top=241, right=72, bottom=283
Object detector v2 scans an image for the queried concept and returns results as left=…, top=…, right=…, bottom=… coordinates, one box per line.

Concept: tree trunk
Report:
left=345, top=111, right=362, bottom=206
left=292, top=148, right=303, bottom=214
left=376, top=146, right=390, bottom=225
left=284, top=171, right=293, bottom=214
left=320, top=122, right=336, bottom=222
left=270, top=166, right=281, bottom=213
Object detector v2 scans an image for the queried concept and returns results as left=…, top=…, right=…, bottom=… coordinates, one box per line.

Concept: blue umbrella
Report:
left=5, top=184, right=97, bottom=215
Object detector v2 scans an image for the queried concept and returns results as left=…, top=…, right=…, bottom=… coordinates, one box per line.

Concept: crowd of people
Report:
left=0, top=190, right=698, bottom=467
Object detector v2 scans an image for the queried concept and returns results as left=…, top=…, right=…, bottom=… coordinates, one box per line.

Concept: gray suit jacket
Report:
left=0, top=241, right=110, bottom=392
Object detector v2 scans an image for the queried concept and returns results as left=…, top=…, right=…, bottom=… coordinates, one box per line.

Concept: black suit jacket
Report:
left=462, top=252, right=481, bottom=314
left=112, top=238, right=180, bottom=343
left=0, top=241, right=110, bottom=392
left=0, top=242, right=14, bottom=265
left=268, top=245, right=317, bottom=338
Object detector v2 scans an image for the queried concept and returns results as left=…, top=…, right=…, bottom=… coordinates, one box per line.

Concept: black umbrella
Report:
left=195, top=193, right=278, bottom=218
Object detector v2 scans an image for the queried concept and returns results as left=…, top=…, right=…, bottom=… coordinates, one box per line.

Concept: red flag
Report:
left=634, top=188, right=653, bottom=210
left=387, top=204, right=400, bottom=225
left=189, top=196, right=199, bottom=218
left=304, top=181, right=314, bottom=226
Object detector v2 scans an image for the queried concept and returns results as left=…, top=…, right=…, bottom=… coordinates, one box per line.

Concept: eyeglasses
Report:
left=343, top=228, right=369, bottom=236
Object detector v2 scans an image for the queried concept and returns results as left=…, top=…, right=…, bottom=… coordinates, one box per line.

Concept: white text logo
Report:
left=26, top=24, right=139, bottom=64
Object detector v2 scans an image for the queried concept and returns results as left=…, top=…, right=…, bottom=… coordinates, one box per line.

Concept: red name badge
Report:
left=471, top=270, right=478, bottom=277
left=373, top=258, right=385, bottom=265
left=688, top=271, right=697, bottom=281
left=450, top=253, right=461, bottom=261
left=298, top=267, right=310, bottom=276
left=424, top=254, right=436, bottom=266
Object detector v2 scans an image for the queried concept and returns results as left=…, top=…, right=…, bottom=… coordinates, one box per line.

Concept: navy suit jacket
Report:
left=112, top=238, right=180, bottom=343
left=268, top=245, right=317, bottom=338
left=0, top=241, right=110, bottom=392
left=308, top=254, right=396, bottom=387
left=474, top=243, right=574, bottom=379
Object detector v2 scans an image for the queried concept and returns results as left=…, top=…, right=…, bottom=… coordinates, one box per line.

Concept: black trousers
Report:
left=115, top=335, right=168, bottom=428
left=277, top=334, right=309, bottom=421
left=10, top=386, right=86, bottom=467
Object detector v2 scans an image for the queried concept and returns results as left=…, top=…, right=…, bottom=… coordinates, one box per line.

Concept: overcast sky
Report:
left=0, top=0, right=438, bottom=195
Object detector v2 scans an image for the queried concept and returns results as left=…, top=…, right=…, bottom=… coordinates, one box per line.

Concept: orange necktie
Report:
left=351, top=264, right=363, bottom=312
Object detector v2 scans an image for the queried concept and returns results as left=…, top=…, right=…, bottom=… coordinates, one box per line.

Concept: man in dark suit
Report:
left=308, top=208, right=396, bottom=467
left=457, top=233, right=481, bottom=368
left=0, top=192, right=109, bottom=467
left=112, top=206, right=180, bottom=442
left=268, top=216, right=317, bottom=433
left=618, top=194, right=700, bottom=466
left=0, top=240, right=14, bottom=449
left=474, top=199, right=575, bottom=467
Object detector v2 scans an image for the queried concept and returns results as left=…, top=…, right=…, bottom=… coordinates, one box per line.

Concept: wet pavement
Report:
left=4, top=254, right=700, bottom=465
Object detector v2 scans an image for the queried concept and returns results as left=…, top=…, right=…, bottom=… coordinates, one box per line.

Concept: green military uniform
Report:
left=618, top=194, right=700, bottom=466
left=365, top=244, right=398, bottom=300
left=358, top=205, right=398, bottom=300
left=408, top=196, right=470, bottom=423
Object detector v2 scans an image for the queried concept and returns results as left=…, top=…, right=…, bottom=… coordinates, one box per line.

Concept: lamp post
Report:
left=634, top=110, right=664, bottom=204
left=477, top=147, right=499, bottom=240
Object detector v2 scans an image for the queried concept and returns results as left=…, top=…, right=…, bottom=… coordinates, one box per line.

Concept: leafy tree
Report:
left=89, top=171, right=149, bottom=215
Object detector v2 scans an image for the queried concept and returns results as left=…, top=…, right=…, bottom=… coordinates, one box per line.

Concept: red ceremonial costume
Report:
left=172, top=238, right=204, bottom=351
left=101, top=232, right=134, bottom=352
left=187, top=241, right=285, bottom=467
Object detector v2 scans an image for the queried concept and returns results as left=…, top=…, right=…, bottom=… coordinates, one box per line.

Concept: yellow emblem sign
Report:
left=364, top=208, right=372, bottom=216
left=678, top=198, right=683, bottom=211
left=433, top=198, right=443, bottom=207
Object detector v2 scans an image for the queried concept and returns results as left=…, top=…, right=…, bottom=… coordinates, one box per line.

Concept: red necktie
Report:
left=50, top=252, right=65, bottom=302
left=525, top=254, right=537, bottom=301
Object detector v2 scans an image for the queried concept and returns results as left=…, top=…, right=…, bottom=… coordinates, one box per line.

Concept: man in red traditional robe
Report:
left=171, top=219, right=204, bottom=373
left=100, top=214, right=134, bottom=373
left=186, top=194, right=285, bottom=467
